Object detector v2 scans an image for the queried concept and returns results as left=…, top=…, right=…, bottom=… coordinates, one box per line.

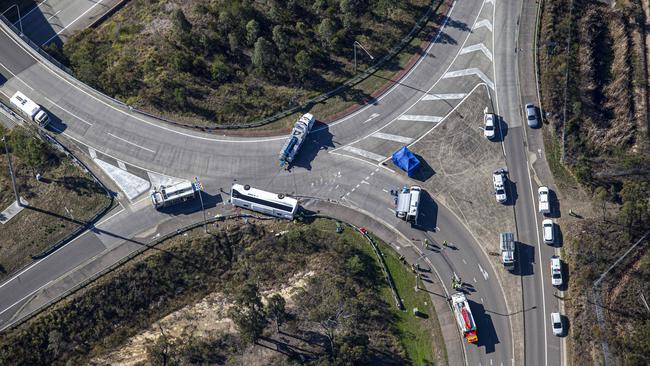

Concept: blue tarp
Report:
left=392, top=146, right=420, bottom=177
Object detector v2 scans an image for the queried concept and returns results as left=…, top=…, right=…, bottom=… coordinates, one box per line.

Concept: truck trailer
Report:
left=150, top=180, right=201, bottom=209
left=451, top=292, right=478, bottom=343
left=279, top=113, right=316, bottom=168
left=10, top=91, right=50, bottom=127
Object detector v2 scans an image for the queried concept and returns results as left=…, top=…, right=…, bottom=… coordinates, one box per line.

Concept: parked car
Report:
left=550, top=255, right=563, bottom=286
left=492, top=169, right=508, bottom=204
left=484, top=113, right=496, bottom=140
left=551, top=312, right=563, bottom=336
left=525, top=103, right=538, bottom=127
left=538, top=186, right=551, bottom=214
left=542, top=219, right=554, bottom=244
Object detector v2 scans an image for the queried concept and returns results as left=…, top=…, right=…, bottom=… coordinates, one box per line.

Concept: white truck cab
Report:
left=493, top=169, right=508, bottom=204
left=550, top=255, right=563, bottom=286
left=538, top=186, right=550, bottom=214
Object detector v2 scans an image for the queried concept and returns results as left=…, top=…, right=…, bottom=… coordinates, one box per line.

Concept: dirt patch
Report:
left=91, top=270, right=315, bottom=366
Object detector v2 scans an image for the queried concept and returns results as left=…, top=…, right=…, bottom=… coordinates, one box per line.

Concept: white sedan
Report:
left=484, top=113, right=496, bottom=140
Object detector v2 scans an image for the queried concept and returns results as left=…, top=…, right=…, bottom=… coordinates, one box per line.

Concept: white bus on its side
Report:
left=230, top=184, right=298, bottom=220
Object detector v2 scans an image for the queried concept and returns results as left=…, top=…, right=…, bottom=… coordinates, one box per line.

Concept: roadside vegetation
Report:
left=0, top=125, right=110, bottom=279
left=46, top=0, right=432, bottom=127
left=539, top=0, right=650, bottom=364
left=0, top=218, right=443, bottom=365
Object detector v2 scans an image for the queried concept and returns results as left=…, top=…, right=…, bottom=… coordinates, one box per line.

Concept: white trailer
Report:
left=150, top=180, right=200, bottom=209
left=10, top=91, right=50, bottom=126
left=279, top=113, right=315, bottom=168
left=500, top=232, right=515, bottom=270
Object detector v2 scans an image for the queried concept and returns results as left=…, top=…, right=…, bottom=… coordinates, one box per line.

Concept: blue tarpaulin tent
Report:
left=392, top=146, right=420, bottom=177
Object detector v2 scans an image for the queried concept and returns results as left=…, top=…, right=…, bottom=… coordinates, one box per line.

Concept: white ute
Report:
left=551, top=312, right=563, bottom=336
left=542, top=219, right=554, bottom=244
left=538, top=186, right=550, bottom=214
left=484, top=113, right=496, bottom=140
left=493, top=169, right=508, bottom=204
left=550, top=255, right=563, bottom=286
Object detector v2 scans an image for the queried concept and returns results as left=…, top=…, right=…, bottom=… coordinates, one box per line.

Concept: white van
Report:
left=551, top=312, right=563, bottom=336
left=407, top=186, right=421, bottom=224
left=542, top=219, right=554, bottom=244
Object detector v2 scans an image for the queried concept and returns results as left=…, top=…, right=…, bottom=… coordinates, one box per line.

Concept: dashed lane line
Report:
left=106, top=133, right=155, bottom=154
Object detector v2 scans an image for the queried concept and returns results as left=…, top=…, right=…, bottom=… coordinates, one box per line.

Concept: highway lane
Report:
left=0, top=0, right=519, bottom=364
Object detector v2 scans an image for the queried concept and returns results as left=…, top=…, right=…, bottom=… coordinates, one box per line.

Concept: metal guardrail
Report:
left=1, top=1, right=442, bottom=131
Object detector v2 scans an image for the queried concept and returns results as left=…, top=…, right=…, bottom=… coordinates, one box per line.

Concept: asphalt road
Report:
left=0, top=0, right=563, bottom=364
left=7, top=0, right=119, bottom=46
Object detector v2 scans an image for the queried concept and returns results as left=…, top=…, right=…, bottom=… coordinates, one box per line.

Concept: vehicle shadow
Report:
left=155, top=192, right=222, bottom=216
left=512, top=241, right=534, bottom=276
left=469, top=300, right=500, bottom=353
left=411, top=153, right=435, bottom=182
left=289, top=121, right=334, bottom=171
left=43, top=109, right=68, bottom=133
left=557, top=259, right=569, bottom=291
left=505, top=176, right=518, bottom=206
left=551, top=223, right=563, bottom=248
left=547, top=188, right=562, bottom=218
left=415, top=190, right=438, bottom=232
left=496, top=115, right=508, bottom=142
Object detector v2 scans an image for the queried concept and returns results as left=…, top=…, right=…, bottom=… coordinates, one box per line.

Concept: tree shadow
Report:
left=288, top=121, right=334, bottom=171
left=410, top=153, right=435, bottom=182
left=156, top=191, right=222, bottom=216
left=415, top=190, right=438, bottom=232
left=446, top=17, right=471, bottom=32
left=512, top=241, right=535, bottom=276
left=51, top=176, right=105, bottom=196
left=469, top=300, right=500, bottom=353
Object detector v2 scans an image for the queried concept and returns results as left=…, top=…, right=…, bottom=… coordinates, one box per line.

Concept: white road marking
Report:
left=398, top=114, right=443, bottom=123
left=473, top=277, right=477, bottom=283
left=43, top=0, right=108, bottom=45
left=95, top=204, right=125, bottom=227
left=341, top=146, right=386, bottom=162
left=462, top=259, right=467, bottom=264
left=382, top=188, right=389, bottom=193
left=460, top=43, right=493, bottom=61
left=371, top=132, right=414, bottom=144
left=117, top=161, right=127, bottom=170
left=474, top=19, right=493, bottom=32
left=365, top=176, right=370, bottom=180
left=361, top=180, right=369, bottom=185
left=43, top=96, right=93, bottom=126
left=88, top=147, right=97, bottom=159
left=0, top=62, right=33, bottom=90
left=421, top=93, right=467, bottom=101
left=355, top=184, right=360, bottom=188
left=46, top=9, right=62, bottom=21
left=443, top=68, right=495, bottom=90
left=362, top=113, right=381, bottom=124
left=106, top=133, right=155, bottom=153
left=478, top=263, right=489, bottom=280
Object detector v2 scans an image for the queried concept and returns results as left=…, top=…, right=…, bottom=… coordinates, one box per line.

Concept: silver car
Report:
left=525, top=103, right=538, bottom=127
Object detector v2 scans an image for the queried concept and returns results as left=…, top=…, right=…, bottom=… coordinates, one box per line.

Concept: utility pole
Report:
left=195, top=177, right=207, bottom=233
left=2, top=136, right=21, bottom=207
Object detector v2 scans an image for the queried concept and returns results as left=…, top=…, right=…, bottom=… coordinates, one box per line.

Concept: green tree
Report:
left=9, top=129, right=46, bottom=170
left=317, top=18, right=337, bottom=49
left=245, top=19, right=260, bottom=46
left=172, top=9, right=192, bottom=33
left=252, top=37, right=276, bottom=75
left=294, top=50, right=313, bottom=80
left=265, top=294, right=287, bottom=334
left=272, top=25, right=289, bottom=52
left=227, top=282, right=268, bottom=344
left=210, top=57, right=232, bottom=83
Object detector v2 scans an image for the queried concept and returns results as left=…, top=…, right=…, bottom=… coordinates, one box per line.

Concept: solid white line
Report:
left=371, top=132, right=414, bottom=144
left=94, top=205, right=124, bottom=227
left=0, top=61, right=33, bottom=90
left=422, top=93, right=467, bottom=101
left=474, top=19, right=493, bottom=32
left=107, top=133, right=155, bottom=153
left=43, top=96, right=93, bottom=126
left=460, top=43, right=493, bottom=62
left=443, top=68, right=495, bottom=90
left=42, top=0, right=107, bottom=45
left=46, top=9, right=62, bottom=22
left=398, top=115, right=443, bottom=123
left=341, top=146, right=385, bottom=162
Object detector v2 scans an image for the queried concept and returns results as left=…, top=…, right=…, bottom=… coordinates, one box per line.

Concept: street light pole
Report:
left=2, top=4, right=23, bottom=34
left=2, top=136, right=21, bottom=207
left=195, top=177, right=207, bottom=233
left=353, top=41, right=374, bottom=73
